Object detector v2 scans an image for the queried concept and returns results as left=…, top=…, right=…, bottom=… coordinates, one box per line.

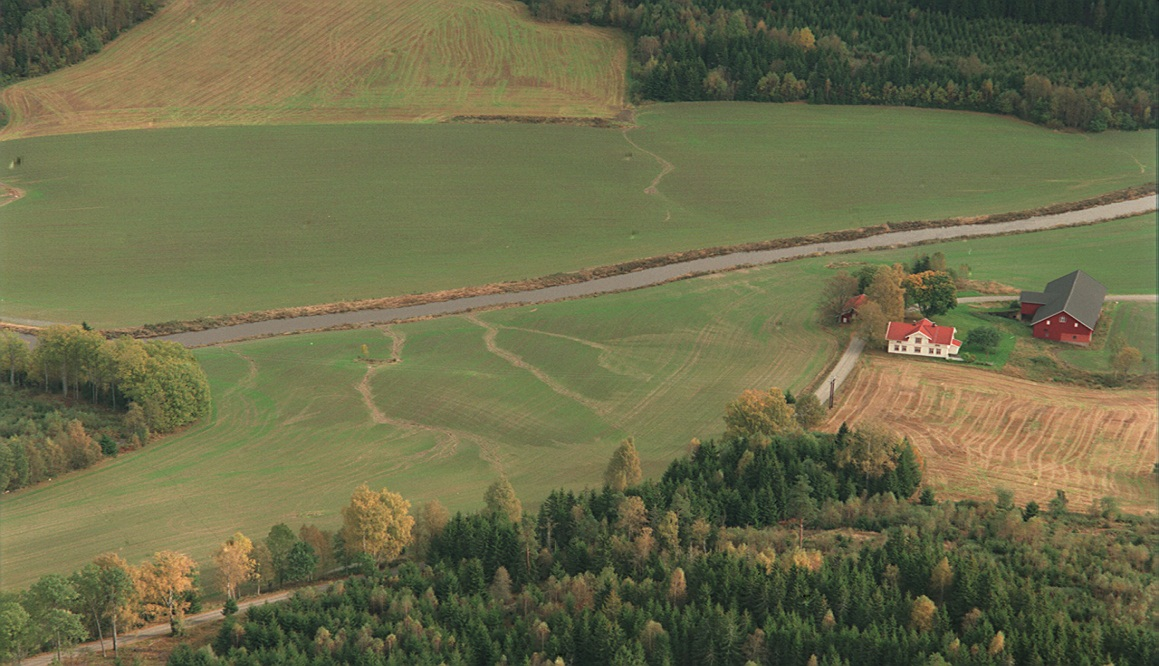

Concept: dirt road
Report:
left=21, top=589, right=308, bottom=666
left=152, top=196, right=1154, bottom=346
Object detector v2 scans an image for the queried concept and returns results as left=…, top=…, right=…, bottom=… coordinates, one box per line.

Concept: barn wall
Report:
left=1032, top=315, right=1093, bottom=345
left=1020, top=302, right=1043, bottom=319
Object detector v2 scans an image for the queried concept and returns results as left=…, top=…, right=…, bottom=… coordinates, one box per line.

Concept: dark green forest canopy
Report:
left=175, top=431, right=1157, bottom=666
left=0, top=0, right=156, bottom=82
left=526, top=0, right=1158, bottom=130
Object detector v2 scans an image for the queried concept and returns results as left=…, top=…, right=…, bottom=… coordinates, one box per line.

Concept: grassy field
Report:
left=0, top=260, right=837, bottom=590
left=0, top=0, right=627, bottom=139
left=0, top=105, right=1153, bottom=327
left=2, top=215, right=1156, bottom=588
left=1057, top=302, right=1158, bottom=375
left=825, top=213, right=1158, bottom=294
left=825, top=354, right=1157, bottom=514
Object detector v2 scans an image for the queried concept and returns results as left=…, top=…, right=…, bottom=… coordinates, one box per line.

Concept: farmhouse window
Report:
left=1059, top=316, right=1067, bottom=323
left=902, top=346, right=907, bottom=352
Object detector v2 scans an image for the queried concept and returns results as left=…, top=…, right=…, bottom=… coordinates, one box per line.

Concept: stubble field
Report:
left=825, top=354, right=1157, bottom=514
left=0, top=0, right=628, bottom=139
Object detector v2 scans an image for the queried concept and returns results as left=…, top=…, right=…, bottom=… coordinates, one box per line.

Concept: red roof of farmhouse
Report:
left=885, top=319, right=961, bottom=347
left=843, top=294, right=868, bottom=310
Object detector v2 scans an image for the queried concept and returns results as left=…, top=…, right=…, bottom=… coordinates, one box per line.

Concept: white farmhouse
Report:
left=885, top=318, right=962, bottom=358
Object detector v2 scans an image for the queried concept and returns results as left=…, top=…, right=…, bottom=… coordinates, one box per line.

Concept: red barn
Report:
left=1019, top=270, right=1106, bottom=346
left=838, top=294, right=868, bottom=324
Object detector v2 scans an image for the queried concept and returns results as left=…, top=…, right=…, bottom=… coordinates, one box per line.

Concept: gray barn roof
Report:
left=1026, top=270, right=1107, bottom=329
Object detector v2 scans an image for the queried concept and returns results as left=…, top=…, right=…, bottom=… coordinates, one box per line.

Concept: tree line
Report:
left=524, top=0, right=1157, bottom=130
left=137, top=397, right=1153, bottom=665
left=2, top=397, right=1152, bottom=664
left=0, top=326, right=210, bottom=492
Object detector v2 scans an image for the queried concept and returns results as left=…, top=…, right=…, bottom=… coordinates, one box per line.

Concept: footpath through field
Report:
left=154, top=196, right=1156, bottom=346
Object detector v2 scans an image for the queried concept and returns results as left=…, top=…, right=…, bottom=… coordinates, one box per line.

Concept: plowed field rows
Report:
left=826, top=355, right=1158, bottom=513
left=0, top=0, right=627, bottom=139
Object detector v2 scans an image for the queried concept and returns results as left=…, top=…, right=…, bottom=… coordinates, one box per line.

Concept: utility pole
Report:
left=829, top=378, right=835, bottom=409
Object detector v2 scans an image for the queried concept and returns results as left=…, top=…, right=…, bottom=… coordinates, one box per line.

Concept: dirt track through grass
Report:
left=1, top=105, right=1152, bottom=327
left=825, top=355, right=1157, bottom=513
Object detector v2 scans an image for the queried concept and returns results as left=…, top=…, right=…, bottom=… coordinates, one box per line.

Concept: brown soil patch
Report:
left=89, top=185, right=1154, bottom=340
left=957, top=279, right=1019, bottom=295
left=826, top=354, right=1158, bottom=514
left=0, top=181, right=24, bottom=207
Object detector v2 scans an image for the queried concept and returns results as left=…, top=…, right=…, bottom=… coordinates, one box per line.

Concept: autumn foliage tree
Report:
left=340, top=484, right=414, bottom=563
left=604, top=438, right=643, bottom=492
left=133, top=551, right=198, bottom=636
left=723, top=388, right=797, bottom=446
left=866, top=265, right=907, bottom=322
left=836, top=421, right=902, bottom=482
left=213, top=532, right=256, bottom=600
left=483, top=477, right=523, bottom=524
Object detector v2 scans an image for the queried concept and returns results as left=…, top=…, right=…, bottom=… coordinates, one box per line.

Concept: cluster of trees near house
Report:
left=822, top=252, right=958, bottom=346
left=525, top=0, right=1157, bottom=130
left=0, top=326, right=210, bottom=492
left=0, top=0, right=157, bottom=82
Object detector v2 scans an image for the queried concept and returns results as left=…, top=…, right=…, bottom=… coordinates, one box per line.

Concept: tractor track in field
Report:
left=621, top=125, right=673, bottom=194
left=466, top=314, right=610, bottom=416
left=353, top=324, right=507, bottom=474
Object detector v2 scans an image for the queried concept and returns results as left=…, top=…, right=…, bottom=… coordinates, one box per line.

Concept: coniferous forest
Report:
left=166, top=425, right=1156, bottom=666
left=524, top=0, right=1158, bottom=130
left=0, top=0, right=157, bottom=82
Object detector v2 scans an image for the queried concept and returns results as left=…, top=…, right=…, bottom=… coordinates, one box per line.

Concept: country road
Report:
left=3, top=196, right=1155, bottom=349
left=21, top=588, right=307, bottom=666
left=152, top=195, right=1155, bottom=346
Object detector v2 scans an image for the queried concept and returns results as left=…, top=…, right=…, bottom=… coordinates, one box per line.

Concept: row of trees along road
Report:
left=0, top=326, right=210, bottom=492
left=525, top=0, right=1157, bottom=131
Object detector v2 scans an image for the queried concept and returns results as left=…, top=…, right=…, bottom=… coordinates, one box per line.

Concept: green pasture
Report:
left=0, top=259, right=837, bottom=590
left=1057, top=302, right=1158, bottom=374
left=828, top=213, right=1158, bottom=294
left=0, top=104, right=1153, bottom=327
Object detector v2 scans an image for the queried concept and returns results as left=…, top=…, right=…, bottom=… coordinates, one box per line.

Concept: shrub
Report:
left=966, top=326, right=1001, bottom=351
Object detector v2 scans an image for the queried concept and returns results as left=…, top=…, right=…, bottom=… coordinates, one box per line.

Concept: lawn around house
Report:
left=0, top=105, right=1153, bottom=327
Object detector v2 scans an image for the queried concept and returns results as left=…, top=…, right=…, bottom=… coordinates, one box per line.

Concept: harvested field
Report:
left=826, top=354, right=1158, bottom=514
left=0, top=0, right=627, bottom=139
